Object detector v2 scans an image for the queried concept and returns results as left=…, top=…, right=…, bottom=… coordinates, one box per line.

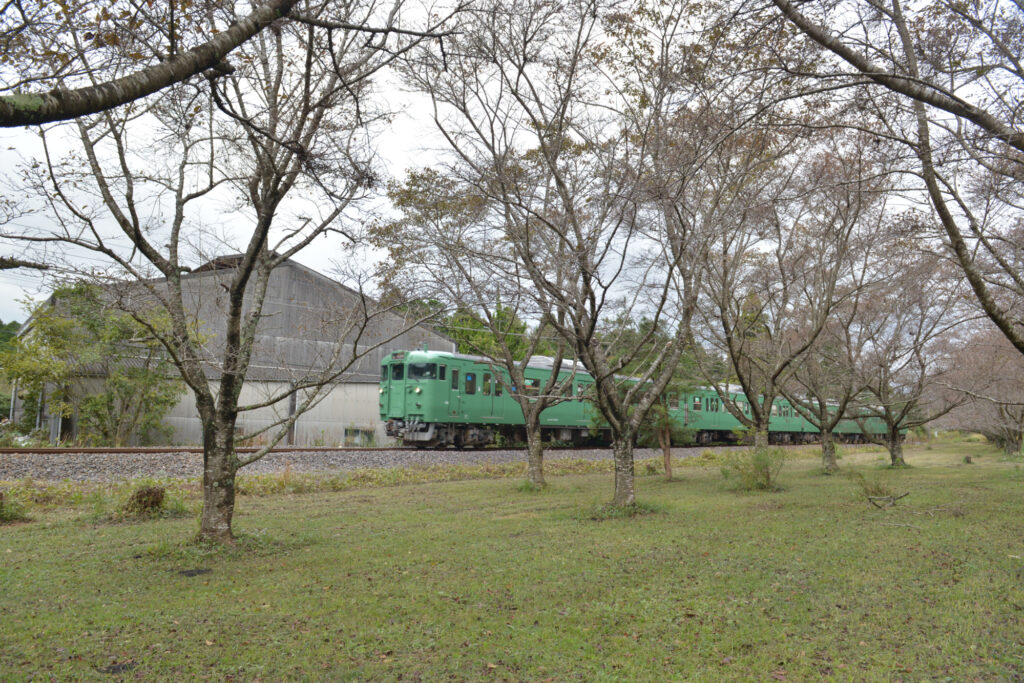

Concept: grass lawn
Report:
left=2, top=441, right=1024, bottom=680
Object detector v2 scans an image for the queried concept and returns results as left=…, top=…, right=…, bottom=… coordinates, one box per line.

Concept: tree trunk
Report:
left=611, top=436, right=636, bottom=507
left=525, top=422, right=546, bottom=488
left=660, top=425, right=673, bottom=481
left=754, top=427, right=770, bottom=452
left=887, top=430, right=905, bottom=467
left=198, top=425, right=238, bottom=543
left=820, top=430, right=838, bottom=474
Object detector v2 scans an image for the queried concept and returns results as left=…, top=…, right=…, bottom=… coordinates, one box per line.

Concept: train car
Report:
left=380, top=350, right=598, bottom=448
left=661, top=386, right=885, bottom=445
left=380, top=350, right=887, bottom=447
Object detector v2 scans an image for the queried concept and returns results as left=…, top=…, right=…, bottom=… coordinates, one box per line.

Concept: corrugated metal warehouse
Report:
left=13, top=257, right=454, bottom=446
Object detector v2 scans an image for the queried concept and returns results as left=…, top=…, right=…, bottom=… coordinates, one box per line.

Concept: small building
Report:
left=11, top=257, right=454, bottom=446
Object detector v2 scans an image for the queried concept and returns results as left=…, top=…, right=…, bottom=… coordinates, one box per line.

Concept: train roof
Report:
left=384, top=349, right=594, bottom=379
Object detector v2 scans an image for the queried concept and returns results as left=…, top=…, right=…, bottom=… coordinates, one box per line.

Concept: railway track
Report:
left=0, top=444, right=590, bottom=456
left=0, top=445, right=403, bottom=455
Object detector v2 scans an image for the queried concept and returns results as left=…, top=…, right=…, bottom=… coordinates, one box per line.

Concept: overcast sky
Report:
left=0, top=85, right=444, bottom=325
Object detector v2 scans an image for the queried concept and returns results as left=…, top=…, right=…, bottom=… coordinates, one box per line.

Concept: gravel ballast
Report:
left=0, top=446, right=715, bottom=483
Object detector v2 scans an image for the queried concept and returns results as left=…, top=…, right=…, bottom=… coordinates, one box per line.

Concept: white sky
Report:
left=0, top=82, right=446, bottom=325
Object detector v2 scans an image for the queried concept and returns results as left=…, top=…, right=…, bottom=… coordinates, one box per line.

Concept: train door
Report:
left=384, top=360, right=407, bottom=419
left=482, top=372, right=505, bottom=419
left=448, top=368, right=461, bottom=419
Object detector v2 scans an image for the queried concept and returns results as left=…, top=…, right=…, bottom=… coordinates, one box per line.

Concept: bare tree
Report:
left=372, top=168, right=577, bottom=487
left=2, top=0, right=445, bottom=543
left=939, top=327, right=1024, bottom=456
left=851, top=255, right=971, bottom=466
left=694, top=130, right=881, bottom=450
left=0, top=0, right=460, bottom=126
left=402, top=0, right=698, bottom=507
left=758, top=0, right=1024, bottom=356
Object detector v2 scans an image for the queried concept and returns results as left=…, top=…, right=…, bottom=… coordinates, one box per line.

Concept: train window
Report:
left=451, top=369, right=459, bottom=390
left=496, top=380, right=503, bottom=396
left=465, top=373, right=476, bottom=395
left=668, top=393, right=679, bottom=410
left=692, top=396, right=702, bottom=411
left=439, top=365, right=446, bottom=381
left=483, top=373, right=492, bottom=396
left=409, top=363, right=437, bottom=380
left=524, top=378, right=540, bottom=396
left=391, top=364, right=404, bottom=380
left=380, top=365, right=387, bottom=381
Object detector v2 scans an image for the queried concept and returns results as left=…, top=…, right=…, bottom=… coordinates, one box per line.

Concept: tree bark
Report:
left=754, top=427, right=770, bottom=451
left=660, top=425, right=673, bottom=481
left=0, top=0, right=302, bottom=127
left=887, top=429, right=905, bottom=467
left=611, top=436, right=636, bottom=506
left=198, top=424, right=238, bottom=543
left=525, top=423, right=546, bottom=488
left=820, top=429, right=839, bottom=474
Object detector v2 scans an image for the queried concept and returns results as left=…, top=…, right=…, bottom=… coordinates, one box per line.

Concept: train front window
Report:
left=390, top=364, right=404, bottom=380
left=380, top=365, right=387, bottom=381
left=409, top=363, right=437, bottom=380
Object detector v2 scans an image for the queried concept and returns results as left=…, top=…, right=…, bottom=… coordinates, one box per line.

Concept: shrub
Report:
left=0, top=489, right=29, bottom=523
left=847, top=469, right=893, bottom=498
left=122, top=485, right=166, bottom=517
left=720, top=448, right=786, bottom=491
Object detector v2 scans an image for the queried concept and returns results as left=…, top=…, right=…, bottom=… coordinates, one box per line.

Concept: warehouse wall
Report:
left=162, top=380, right=393, bottom=447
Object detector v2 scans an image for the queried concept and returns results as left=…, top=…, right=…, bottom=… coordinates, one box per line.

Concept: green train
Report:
left=380, top=349, right=884, bottom=448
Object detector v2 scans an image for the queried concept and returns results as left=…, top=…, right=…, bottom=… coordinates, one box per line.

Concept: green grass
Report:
left=2, top=441, right=1023, bottom=680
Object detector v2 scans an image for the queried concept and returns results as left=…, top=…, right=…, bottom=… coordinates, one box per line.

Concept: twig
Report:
left=867, top=492, right=909, bottom=509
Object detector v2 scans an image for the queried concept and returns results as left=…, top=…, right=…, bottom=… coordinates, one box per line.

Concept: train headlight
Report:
left=414, top=387, right=422, bottom=394
left=379, top=387, right=384, bottom=394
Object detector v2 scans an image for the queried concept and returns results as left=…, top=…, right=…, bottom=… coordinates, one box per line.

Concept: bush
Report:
left=0, top=490, right=29, bottom=523
left=847, top=469, right=893, bottom=498
left=122, top=485, right=166, bottom=517
left=720, top=448, right=786, bottom=491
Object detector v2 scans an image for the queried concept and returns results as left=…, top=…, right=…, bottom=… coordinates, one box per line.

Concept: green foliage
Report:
left=0, top=282, right=184, bottom=445
left=720, top=447, right=786, bottom=491
left=437, top=305, right=532, bottom=358
left=0, top=318, right=19, bottom=351
left=0, top=489, right=29, bottom=523
left=637, top=403, right=695, bottom=448
left=0, top=422, right=47, bottom=448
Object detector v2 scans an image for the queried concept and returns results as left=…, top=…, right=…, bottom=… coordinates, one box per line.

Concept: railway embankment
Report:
left=0, top=444, right=822, bottom=482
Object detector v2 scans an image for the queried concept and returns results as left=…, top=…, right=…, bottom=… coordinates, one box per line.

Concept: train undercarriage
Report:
left=386, top=419, right=874, bottom=449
